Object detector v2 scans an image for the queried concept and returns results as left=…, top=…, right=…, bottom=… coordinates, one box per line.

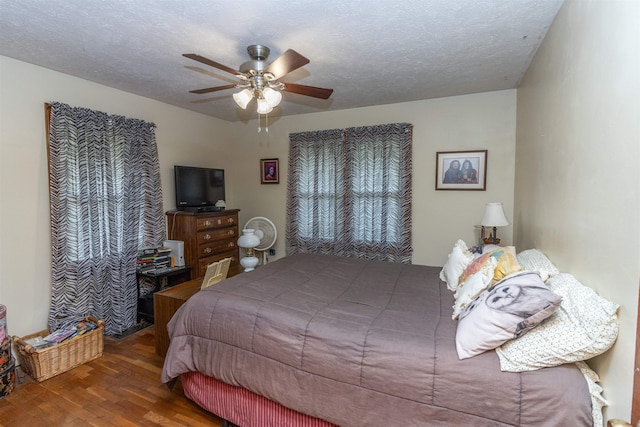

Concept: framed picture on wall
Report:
left=260, top=158, right=279, bottom=184
left=435, top=150, right=487, bottom=190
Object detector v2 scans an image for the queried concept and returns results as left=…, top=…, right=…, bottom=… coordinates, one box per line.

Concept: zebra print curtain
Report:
left=286, top=123, right=412, bottom=263
left=47, top=102, right=165, bottom=335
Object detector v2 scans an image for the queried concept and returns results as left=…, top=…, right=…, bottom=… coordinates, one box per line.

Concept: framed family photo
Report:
left=260, top=158, right=279, bottom=184
left=435, top=150, right=487, bottom=190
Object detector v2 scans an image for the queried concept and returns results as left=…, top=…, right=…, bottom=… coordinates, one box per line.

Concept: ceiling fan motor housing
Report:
left=240, top=45, right=271, bottom=74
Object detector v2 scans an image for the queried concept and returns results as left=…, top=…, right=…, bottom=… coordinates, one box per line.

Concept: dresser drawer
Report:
left=196, top=213, right=238, bottom=231
left=197, top=227, right=238, bottom=245
left=166, top=209, right=240, bottom=279
left=198, top=237, right=237, bottom=258
left=199, top=249, right=240, bottom=274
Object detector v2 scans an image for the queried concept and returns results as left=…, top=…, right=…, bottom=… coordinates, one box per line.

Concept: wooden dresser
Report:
left=166, top=209, right=241, bottom=278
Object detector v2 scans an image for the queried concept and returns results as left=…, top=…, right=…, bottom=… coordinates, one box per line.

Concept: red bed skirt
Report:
left=182, top=371, right=338, bottom=427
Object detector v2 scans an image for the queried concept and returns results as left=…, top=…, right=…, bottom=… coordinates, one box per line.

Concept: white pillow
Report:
left=496, top=273, right=619, bottom=372
left=455, top=271, right=562, bottom=359
left=439, top=240, right=474, bottom=291
left=575, top=361, right=606, bottom=427
left=516, top=249, right=560, bottom=282
left=451, top=256, right=497, bottom=319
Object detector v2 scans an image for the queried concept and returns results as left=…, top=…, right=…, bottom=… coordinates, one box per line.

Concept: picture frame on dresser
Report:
left=436, top=150, right=487, bottom=191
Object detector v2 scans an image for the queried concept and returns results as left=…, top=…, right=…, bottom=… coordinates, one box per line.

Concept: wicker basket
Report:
left=13, top=316, right=104, bottom=382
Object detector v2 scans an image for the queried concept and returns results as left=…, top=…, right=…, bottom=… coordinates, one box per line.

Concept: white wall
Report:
left=515, top=0, right=640, bottom=421
left=229, top=90, right=517, bottom=267
left=0, top=56, right=233, bottom=338
left=0, top=54, right=517, bottom=343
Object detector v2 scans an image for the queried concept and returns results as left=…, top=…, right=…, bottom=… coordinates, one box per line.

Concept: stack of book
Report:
left=137, top=247, right=173, bottom=273
left=24, top=319, right=99, bottom=350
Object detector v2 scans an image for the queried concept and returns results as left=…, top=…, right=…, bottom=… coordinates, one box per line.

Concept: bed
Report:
left=162, top=250, right=618, bottom=426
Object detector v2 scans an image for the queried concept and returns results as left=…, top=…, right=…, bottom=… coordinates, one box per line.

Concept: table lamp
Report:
left=480, top=202, right=509, bottom=245
left=237, top=229, right=260, bottom=272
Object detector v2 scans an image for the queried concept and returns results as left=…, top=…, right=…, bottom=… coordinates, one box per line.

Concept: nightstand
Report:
left=153, top=277, right=202, bottom=357
left=136, top=266, right=192, bottom=323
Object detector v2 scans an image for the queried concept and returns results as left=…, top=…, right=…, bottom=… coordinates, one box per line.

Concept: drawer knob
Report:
left=204, top=234, right=211, bottom=240
left=217, top=219, right=222, bottom=225
left=228, top=242, right=235, bottom=248
left=204, top=248, right=212, bottom=254
left=228, top=230, right=235, bottom=236
left=204, top=220, right=211, bottom=226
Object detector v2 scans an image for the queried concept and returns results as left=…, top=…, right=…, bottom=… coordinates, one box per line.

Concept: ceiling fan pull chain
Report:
left=257, top=113, right=270, bottom=134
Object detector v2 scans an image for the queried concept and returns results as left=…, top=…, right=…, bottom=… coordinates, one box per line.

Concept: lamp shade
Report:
left=480, top=202, right=509, bottom=227
left=237, top=229, right=260, bottom=249
left=256, top=97, right=273, bottom=114
left=262, top=87, right=282, bottom=108
left=233, top=89, right=253, bottom=109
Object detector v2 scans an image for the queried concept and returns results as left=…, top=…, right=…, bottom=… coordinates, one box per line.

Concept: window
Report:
left=47, top=102, right=165, bottom=335
left=286, top=123, right=412, bottom=263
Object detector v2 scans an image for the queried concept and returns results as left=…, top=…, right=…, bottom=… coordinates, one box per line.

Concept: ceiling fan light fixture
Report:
left=256, top=97, right=273, bottom=115
left=185, top=45, right=333, bottom=117
left=262, top=87, right=282, bottom=108
left=233, top=88, right=253, bottom=109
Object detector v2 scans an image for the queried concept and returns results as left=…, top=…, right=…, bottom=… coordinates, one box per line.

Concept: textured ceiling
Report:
left=0, top=0, right=563, bottom=122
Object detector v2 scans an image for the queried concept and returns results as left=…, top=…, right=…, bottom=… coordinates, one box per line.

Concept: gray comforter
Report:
left=162, top=253, right=592, bottom=426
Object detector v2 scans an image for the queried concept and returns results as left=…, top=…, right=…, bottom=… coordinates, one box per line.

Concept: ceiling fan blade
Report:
left=265, top=49, right=310, bottom=79
left=183, top=53, right=239, bottom=76
left=283, top=82, right=333, bottom=99
left=189, top=84, right=237, bottom=94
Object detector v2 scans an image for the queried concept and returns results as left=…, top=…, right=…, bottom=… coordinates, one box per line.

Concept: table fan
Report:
left=243, top=216, right=277, bottom=266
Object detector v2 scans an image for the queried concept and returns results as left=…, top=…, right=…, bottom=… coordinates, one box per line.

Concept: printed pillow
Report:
left=496, top=273, right=619, bottom=372
left=451, top=256, right=498, bottom=320
left=516, top=249, right=560, bottom=282
left=459, top=246, right=521, bottom=285
left=455, top=271, right=562, bottom=360
left=439, top=240, right=474, bottom=291
left=482, top=244, right=501, bottom=254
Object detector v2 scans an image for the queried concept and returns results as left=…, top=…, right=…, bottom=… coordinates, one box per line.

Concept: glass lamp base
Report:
left=240, top=256, right=259, bottom=272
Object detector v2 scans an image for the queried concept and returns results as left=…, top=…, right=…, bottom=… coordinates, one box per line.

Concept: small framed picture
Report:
left=436, top=150, right=487, bottom=190
left=260, top=158, right=279, bottom=184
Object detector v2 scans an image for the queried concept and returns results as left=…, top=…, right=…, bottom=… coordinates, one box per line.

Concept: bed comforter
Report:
left=162, top=253, right=592, bottom=426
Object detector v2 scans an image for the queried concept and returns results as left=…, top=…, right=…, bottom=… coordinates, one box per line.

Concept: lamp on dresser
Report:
left=480, top=202, right=509, bottom=245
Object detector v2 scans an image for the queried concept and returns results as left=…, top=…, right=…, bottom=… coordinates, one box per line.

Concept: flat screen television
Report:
left=174, top=165, right=225, bottom=211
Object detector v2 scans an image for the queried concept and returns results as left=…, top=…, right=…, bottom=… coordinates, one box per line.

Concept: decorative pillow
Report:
left=495, top=273, right=619, bottom=372
left=451, top=257, right=497, bottom=320
left=516, top=249, right=560, bottom=282
left=459, top=246, right=521, bottom=285
left=482, top=244, right=501, bottom=254
left=455, top=271, right=562, bottom=360
left=439, top=240, right=474, bottom=291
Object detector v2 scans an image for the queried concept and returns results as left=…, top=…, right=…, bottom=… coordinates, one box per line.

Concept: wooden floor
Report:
left=0, top=325, right=224, bottom=426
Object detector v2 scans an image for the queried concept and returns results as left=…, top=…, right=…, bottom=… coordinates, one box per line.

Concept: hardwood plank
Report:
left=2, top=326, right=223, bottom=427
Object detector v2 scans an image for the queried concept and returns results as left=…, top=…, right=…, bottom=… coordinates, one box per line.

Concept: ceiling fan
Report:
left=183, top=45, right=333, bottom=115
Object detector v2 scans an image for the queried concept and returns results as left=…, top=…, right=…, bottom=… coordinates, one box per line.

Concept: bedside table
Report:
left=153, top=277, right=202, bottom=357
left=137, top=266, right=192, bottom=323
